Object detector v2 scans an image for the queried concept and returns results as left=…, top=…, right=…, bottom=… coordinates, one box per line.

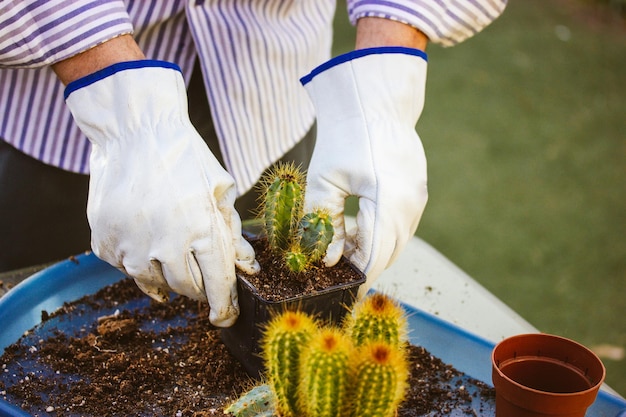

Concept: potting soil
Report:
left=0, top=277, right=495, bottom=417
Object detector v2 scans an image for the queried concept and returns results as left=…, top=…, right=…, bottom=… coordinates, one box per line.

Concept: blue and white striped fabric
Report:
left=0, top=0, right=506, bottom=194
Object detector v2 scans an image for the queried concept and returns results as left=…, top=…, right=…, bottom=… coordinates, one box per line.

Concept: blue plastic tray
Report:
left=1, top=252, right=625, bottom=416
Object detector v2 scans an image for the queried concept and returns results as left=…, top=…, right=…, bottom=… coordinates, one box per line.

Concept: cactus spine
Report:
left=262, top=310, right=318, bottom=417
left=258, top=162, right=334, bottom=273
left=298, top=328, right=353, bottom=417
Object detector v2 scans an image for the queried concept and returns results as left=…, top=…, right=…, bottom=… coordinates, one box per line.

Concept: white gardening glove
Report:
left=301, top=48, right=429, bottom=296
left=64, top=61, right=259, bottom=327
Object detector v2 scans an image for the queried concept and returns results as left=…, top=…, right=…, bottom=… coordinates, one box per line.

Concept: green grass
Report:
left=333, top=0, right=626, bottom=396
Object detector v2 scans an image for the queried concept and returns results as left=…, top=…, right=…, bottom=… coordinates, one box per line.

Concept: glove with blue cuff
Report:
left=64, top=60, right=259, bottom=327
left=301, top=48, right=429, bottom=296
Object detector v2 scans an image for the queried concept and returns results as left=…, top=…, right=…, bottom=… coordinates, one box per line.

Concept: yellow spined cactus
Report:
left=228, top=294, right=410, bottom=417
left=261, top=310, right=318, bottom=417
left=344, top=292, right=408, bottom=348
left=298, top=328, right=354, bottom=417
left=349, top=342, right=409, bottom=417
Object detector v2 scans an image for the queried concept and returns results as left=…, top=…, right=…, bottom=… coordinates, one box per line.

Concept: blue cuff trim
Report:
left=64, top=60, right=182, bottom=100
left=300, top=47, right=427, bottom=85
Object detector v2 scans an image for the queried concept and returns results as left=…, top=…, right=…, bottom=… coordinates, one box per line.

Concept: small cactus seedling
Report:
left=344, top=292, right=408, bottom=348
left=349, top=342, right=409, bottom=417
left=257, top=162, right=334, bottom=273
left=262, top=310, right=318, bottom=417
left=283, top=244, right=309, bottom=275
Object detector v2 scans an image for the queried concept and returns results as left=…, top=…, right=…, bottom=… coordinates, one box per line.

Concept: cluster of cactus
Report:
left=225, top=293, right=409, bottom=417
left=258, top=162, right=334, bottom=273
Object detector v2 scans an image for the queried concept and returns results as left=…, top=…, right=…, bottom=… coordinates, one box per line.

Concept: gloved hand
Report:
left=64, top=60, right=259, bottom=327
left=301, top=48, right=429, bottom=295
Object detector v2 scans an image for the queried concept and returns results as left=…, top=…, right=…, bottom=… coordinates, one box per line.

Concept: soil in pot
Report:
left=221, top=237, right=366, bottom=377
left=238, top=237, right=364, bottom=301
left=0, top=278, right=495, bottom=417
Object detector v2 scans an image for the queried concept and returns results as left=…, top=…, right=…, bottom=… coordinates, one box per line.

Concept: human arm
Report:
left=0, top=1, right=133, bottom=69
left=7, top=3, right=259, bottom=326
left=51, top=34, right=145, bottom=85
left=63, top=56, right=259, bottom=327
left=301, top=18, right=429, bottom=294
left=354, top=17, right=428, bottom=50
left=302, top=1, right=506, bottom=295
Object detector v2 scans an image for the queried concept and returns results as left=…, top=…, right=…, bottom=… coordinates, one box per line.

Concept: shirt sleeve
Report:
left=0, top=0, right=134, bottom=68
left=346, top=0, right=507, bottom=47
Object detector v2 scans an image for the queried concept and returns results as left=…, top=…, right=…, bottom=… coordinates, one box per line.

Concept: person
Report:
left=0, top=0, right=507, bottom=326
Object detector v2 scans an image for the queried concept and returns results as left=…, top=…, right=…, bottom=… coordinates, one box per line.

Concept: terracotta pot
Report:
left=492, top=333, right=606, bottom=417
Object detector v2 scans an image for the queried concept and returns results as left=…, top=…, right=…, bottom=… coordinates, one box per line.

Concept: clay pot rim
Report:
left=491, top=333, right=606, bottom=397
left=492, top=362, right=603, bottom=399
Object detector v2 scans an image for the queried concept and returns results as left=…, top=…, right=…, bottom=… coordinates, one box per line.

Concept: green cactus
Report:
left=224, top=384, right=276, bottom=416
left=260, top=162, right=305, bottom=252
left=349, top=342, right=409, bottom=417
left=225, top=294, right=409, bottom=417
left=258, top=162, right=334, bottom=273
left=298, top=328, right=353, bottom=417
left=297, top=210, right=334, bottom=264
left=261, top=310, right=317, bottom=417
left=344, top=292, right=408, bottom=348
left=283, top=245, right=310, bottom=274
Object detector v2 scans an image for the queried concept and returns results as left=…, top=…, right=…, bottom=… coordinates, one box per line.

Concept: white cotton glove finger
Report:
left=302, top=48, right=429, bottom=296
left=65, top=61, right=259, bottom=327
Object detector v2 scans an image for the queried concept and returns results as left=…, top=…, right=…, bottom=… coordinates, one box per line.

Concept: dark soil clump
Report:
left=0, top=276, right=494, bottom=417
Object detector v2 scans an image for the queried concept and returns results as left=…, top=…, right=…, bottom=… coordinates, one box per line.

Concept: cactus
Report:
left=344, top=292, right=408, bottom=348
left=297, top=210, right=334, bottom=264
left=225, top=294, right=409, bottom=417
left=261, top=310, right=318, bottom=417
left=283, top=244, right=310, bottom=274
left=224, top=384, right=276, bottom=416
left=260, top=162, right=305, bottom=252
left=298, top=328, right=353, bottom=417
left=349, top=342, right=409, bottom=417
left=258, top=162, right=334, bottom=273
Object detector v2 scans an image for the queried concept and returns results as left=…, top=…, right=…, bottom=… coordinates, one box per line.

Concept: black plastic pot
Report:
left=221, top=257, right=366, bottom=378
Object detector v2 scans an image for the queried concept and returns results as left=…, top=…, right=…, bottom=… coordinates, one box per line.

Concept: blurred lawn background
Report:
left=333, top=0, right=625, bottom=396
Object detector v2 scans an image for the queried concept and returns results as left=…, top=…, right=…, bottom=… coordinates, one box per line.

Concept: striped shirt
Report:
left=0, top=0, right=507, bottom=194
